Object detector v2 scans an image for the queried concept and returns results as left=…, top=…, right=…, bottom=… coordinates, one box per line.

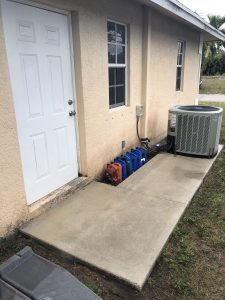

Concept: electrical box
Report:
left=136, top=105, right=144, bottom=117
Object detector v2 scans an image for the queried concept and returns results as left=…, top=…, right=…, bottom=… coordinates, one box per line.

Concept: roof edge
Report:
left=147, top=0, right=225, bottom=41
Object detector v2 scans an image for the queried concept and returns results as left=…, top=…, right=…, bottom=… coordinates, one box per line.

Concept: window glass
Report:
left=176, top=78, right=181, bottom=91
left=116, top=24, right=125, bottom=44
left=176, top=67, right=182, bottom=79
left=117, top=45, right=125, bottom=64
left=116, top=68, right=125, bottom=85
left=108, top=44, right=116, bottom=64
left=116, top=86, right=125, bottom=103
left=176, top=41, right=185, bottom=91
left=107, top=21, right=127, bottom=108
left=108, top=22, right=116, bottom=43
left=179, top=41, right=184, bottom=54
left=109, top=68, right=115, bottom=86
left=177, top=53, right=182, bottom=66
left=109, top=87, right=115, bottom=106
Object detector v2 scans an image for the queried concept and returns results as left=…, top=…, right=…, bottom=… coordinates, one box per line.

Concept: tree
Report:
left=207, top=15, right=225, bottom=49
left=202, top=15, right=225, bottom=75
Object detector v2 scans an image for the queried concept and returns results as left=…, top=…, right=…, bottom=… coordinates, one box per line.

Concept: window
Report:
left=176, top=41, right=185, bottom=91
left=108, top=21, right=127, bottom=108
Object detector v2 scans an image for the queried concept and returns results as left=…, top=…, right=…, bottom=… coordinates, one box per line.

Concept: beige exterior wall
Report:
left=0, top=13, right=28, bottom=236
left=145, top=9, right=200, bottom=142
left=71, top=0, right=143, bottom=178
left=0, top=0, right=201, bottom=236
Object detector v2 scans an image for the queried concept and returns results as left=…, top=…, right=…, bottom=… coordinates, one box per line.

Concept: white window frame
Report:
left=107, top=19, right=128, bottom=109
left=176, top=40, right=185, bottom=91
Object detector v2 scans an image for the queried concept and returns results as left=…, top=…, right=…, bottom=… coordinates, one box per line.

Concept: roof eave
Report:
left=143, top=0, right=225, bottom=42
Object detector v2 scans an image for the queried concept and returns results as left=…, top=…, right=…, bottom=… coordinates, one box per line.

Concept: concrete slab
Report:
left=119, top=148, right=223, bottom=204
left=21, top=146, right=222, bottom=290
left=198, top=94, right=225, bottom=102
left=22, top=182, right=185, bottom=289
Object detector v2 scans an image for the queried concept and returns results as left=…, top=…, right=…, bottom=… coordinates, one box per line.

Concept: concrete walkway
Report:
left=199, top=94, right=225, bottom=102
left=21, top=146, right=222, bottom=290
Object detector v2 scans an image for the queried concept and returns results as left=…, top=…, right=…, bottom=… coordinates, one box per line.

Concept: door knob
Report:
left=68, top=99, right=74, bottom=105
left=69, top=110, right=76, bottom=117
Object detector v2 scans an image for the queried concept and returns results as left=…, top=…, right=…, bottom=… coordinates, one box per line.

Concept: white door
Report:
left=2, top=0, right=79, bottom=204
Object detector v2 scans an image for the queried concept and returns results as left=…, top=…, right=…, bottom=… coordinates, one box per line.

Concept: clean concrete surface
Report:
left=21, top=146, right=223, bottom=290
left=199, top=94, right=225, bottom=102
left=119, top=151, right=219, bottom=204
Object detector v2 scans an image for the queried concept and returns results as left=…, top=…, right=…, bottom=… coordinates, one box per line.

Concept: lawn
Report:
left=0, top=102, right=224, bottom=300
left=199, top=76, right=225, bottom=94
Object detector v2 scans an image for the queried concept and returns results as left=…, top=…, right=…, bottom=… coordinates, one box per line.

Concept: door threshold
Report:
left=28, top=177, right=92, bottom=218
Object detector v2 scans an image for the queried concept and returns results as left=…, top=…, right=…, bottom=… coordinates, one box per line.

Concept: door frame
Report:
left=2, top=0, right=81, bottom=178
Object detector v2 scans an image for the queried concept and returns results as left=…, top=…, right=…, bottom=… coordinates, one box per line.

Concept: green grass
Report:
left=86, top=283, right=105, bottom=297
left=199, top=76, right=225, bottom=94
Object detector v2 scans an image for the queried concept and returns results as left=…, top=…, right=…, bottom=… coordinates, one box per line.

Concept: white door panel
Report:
left=2, top=0, right=78, bottom=204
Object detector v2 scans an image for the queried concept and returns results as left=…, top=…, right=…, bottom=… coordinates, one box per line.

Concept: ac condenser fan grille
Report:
left=176, top=114, right=211, bottom=155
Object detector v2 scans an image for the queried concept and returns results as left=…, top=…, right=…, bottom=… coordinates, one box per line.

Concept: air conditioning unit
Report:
left=167, top=105, right=223, bottom=157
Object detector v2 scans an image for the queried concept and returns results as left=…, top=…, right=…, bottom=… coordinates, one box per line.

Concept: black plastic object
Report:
left=0, top=247, right=101, bottom=300
left=178, top=105, right=219, bottom=112
left=0, top=279, right=31, bottom=299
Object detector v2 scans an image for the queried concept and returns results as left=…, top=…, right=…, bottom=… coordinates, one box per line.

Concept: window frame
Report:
left=176, top=40, right=186, bottom=92
left=107, top=19, right=128, bottom=109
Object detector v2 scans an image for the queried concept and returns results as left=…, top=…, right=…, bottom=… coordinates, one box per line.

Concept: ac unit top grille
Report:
left=178, top=105, right=220, bottom=112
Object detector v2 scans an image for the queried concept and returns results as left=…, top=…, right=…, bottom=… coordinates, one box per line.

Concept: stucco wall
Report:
left=146, top=9, right=200, bottom=142
left=0, top=12, right=28, bottom=236
left=0, top=0, right=201, bottom=236
left=71, top=0, right=143, bottom=177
